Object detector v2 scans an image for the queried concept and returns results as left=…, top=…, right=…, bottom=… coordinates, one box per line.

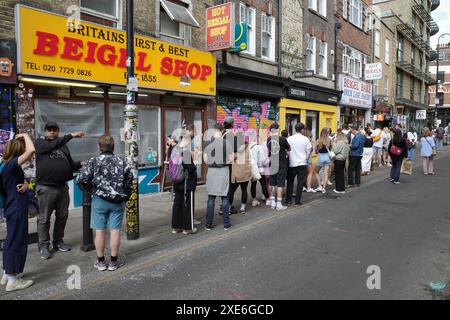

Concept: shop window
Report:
left=109, top=104, right=160, bottom=167
left=165, top=109, right=183, bottom=142
left=35, top=99, right=105, bottom=163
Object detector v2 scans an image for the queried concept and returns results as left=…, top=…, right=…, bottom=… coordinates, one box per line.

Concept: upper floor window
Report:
left=343, top=0, right=348, bottom=19
left=240, top=4, right=256, bottom=56
left=411, top=45, right=416, bottom=65
left=411, top=13, right=416, bottom=30
left=318, top=41, right=328, bottom=77
left=385, top=38, right=390, bottom=64
left=342, top=45, right=364, bottom=78
left=159, top=0, right=199, bottom=46
left=261, top=14, right=276, bottom=61
left=306, top=34, right=316, bottom=73
left=375, top=30, right=380, bottom=58
left=80, top=0, right=121, bottom=27
left=397, top=33, right=404, bottom=62
left=349, top=0, right=362, bottom=28
left=309, top=0, right=327, bottom=17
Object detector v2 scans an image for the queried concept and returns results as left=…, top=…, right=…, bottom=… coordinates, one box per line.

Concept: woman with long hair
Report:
left=0, top=133, right=35, bottom=292
left=388, top=129, right=407, bottom=184
left=305, top=129, right=318, bottom=193
left=313, top=128, right=332, bottom=194
left=420, top=128, right=435, bottom=175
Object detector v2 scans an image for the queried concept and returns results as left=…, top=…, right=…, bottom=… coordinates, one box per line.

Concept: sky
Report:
left=430, top=0, right=450, bottom=49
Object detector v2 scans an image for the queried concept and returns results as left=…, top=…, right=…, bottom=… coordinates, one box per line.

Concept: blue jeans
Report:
left=435, top=138, right=443, bottom=151
left=390, top=157, right=402, bottom=182
left=407, top=147, right=415, bottom=160
left=206, top=195, right=230, bottom=229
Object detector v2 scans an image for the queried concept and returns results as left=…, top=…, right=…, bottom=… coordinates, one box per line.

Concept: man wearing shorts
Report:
left=77, top=135, right=133, bottom=271
left=267, top=123, right=290, bottom=211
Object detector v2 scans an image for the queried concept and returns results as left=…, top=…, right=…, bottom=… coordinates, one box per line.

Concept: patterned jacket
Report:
left=77, top=152, right=133, bottom=203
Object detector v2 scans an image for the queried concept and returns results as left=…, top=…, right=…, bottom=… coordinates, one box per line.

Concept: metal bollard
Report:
left=80, top=191, right=95, bottom=252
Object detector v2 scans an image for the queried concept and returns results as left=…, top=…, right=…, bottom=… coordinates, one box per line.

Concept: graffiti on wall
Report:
left=217, top=96, right=276, bottom=142
left=0, top=85, right=14, bottom=156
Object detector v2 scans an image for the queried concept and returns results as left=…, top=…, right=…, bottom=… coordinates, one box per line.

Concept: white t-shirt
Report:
left=371, top=128, right=384, bottom=148
left=407, top=132, right=418, bottom=145
left=287, top=133, right=312, bottom=167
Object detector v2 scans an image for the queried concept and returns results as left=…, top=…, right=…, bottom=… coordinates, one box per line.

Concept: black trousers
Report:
left=172, top=183, right=195, bottom=231
left=348, top=156, right=362, bottom=186
left=286, top=165, right=307, bottom=204
left=334, top=160, right=346, bottom=192
left=228, top=181, right=249, bottom=207
left=251, top=175, right=270, bottom=199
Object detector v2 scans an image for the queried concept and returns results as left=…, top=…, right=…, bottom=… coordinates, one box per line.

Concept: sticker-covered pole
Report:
left=124, top=0, right=139, bottom=240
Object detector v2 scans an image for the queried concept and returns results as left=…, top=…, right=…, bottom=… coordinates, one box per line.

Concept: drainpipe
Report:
left=278, top=0, right=282, bottom=78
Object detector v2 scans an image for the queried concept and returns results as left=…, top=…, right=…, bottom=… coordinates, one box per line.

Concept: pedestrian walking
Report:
left=249, top=137, right=270, bottom=207
left=361, top=127, right=373, bottom=176
left=435, top=125, right=444, bottom=151
left=267, top=123, right=290, bottom=210
left=406, top=127, right=418, bottom=160
left=332, top=132, right=350, bottom=194
left=34, top=122, right=85, bottom=259
left=382, top=127, right=392, bottom=166
left=204, top=124, right=233, bottom=230
left=170, top=131, right=198, bottom=234
left=420, top=128, right=436, bottom=175
left=388, top=129, right=407, bottom=184
left=285, top=123, right=312, bottom=205
left=76, top=135, right=133, bottom=271
left=0, top=133, right=35, bottom=292
left=371, top=124, right=385, bottom=167
left=348, top=124, right=365, bottom=187
left=229, top=132, right=252, bottom=214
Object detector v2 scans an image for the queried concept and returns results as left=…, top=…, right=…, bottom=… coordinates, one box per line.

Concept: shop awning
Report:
left=160, top=0, right=200, bottom=28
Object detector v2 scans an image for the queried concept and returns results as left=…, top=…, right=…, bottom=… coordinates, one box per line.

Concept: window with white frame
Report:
left=81, top=0, right=121, bottom=25
left=261, top=14, right=276, bottom=61
left=343, top=45, right=363, bottom=78
left=350, top=0, right=362, bottom=28
left=343, top=46, right=350, bottom=73
left=319, top=41, right=327, bottom=77
left=363, top=6, right=371, bottom=32
left=309, top=0, right=327, bottom=17
left=240, top=4, right=256, bottom=56
left=343, top=0, right=348, bottom=19
left=306, top=34, right=316, bottom=73
left=385, top=38, right=390, bottom=64
left=375, top=30, right=380, bottom=58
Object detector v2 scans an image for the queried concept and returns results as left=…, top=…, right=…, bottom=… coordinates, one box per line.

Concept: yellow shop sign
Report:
left=15, top=5, right=216, bottom=95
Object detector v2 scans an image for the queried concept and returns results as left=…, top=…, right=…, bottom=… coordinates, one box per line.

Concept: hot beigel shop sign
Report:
left=206, top=2, right=234, bottom=51
left=15, top=5, right=216, bottom=96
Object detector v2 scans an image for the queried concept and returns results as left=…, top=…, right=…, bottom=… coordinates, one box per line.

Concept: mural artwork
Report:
left=217, top=96, right=276, bottom=143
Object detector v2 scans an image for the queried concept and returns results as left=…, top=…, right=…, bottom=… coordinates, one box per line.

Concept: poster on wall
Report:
left=0, top=39, right=17, bottom=84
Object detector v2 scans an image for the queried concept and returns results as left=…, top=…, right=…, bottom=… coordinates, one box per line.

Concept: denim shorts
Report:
left=91, top=195, right=126, bottom=231
left=316, top=153, right=331, bottom=167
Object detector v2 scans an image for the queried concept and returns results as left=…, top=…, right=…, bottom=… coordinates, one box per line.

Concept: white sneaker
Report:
left=266, top=199, right=272, bottom=206
left=6, top=278, right=34, bottom=292
left=307, top=188, right=316, bottom=193
left=315, top=186, right=323, bottom=192
left=276, top=205, right=287, bottom=211
left=271, top=200, right=276, bottom=209
left=251, top=200, right=260, bottom=207
left=240, top=204, right=246, bottom=214
left=303, top=187, right=307, bottom=192
left=193, top=219, right=201, bottom=225
left=182, top=228, right=198, bottom=235
left=322, top=188, right=326, bottom=194
left=0, top=274, right=7, bottom=286
left=327, top=181, right=333, bottom=186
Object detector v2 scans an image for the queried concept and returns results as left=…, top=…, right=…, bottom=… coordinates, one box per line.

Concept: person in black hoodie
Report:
left=34, top=122, right=85, bottom=259
left=388, top=128, right=407, bottom=184
left=171, top=131, right=198, bottom=235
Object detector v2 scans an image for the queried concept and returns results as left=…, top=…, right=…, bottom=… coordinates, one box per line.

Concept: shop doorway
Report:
left=285, top=109, right=301, bottom=137
left=306, top=111, right=319, bottom=143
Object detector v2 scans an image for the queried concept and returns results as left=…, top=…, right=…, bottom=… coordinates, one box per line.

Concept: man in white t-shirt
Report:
left=406, top=128, right=418, bottom=160
left=371, top=124, right=385, bottom=167
left=286, top=122, right=312, bottom=206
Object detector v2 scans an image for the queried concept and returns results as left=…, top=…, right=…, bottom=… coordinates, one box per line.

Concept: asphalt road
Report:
left=47, top=151, right=450, bottom=300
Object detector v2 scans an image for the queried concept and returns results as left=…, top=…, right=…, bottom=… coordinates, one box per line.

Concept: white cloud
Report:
left=431, top=1, right=450, bottom=50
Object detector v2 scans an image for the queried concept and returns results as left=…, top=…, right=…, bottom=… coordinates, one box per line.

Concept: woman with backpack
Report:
left=420, top=128, right=436, bottom=175
left=0, top=133, right=35, bottom=292
left=388, top=129, right=407, bottom=184
left=170, top=131, right=198, bottom=235
left=229, top=132, right=252, bottom=214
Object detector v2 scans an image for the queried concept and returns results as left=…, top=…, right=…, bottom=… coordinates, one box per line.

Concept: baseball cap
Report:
left=44, top=122, right=59, bottom=130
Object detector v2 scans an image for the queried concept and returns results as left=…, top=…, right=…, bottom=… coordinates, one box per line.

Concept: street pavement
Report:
left=1, top=146, right=450, bottom=300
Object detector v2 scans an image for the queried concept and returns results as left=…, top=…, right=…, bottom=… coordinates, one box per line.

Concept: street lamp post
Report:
left=124, top=0, right=139, bottom=240
left=435, top=33, right=450, bottom=127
